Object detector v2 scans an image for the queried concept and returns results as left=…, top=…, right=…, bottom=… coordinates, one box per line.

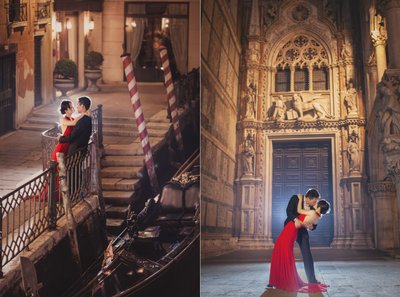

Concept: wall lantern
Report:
left=66, top=18, right=72, bottom=30
left=55, top=21, right=62, bottom=33
left=88, top=17, right=94, bottom=31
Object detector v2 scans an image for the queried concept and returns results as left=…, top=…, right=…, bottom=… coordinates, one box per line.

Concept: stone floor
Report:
left=201, top=260, right=400, bottom=297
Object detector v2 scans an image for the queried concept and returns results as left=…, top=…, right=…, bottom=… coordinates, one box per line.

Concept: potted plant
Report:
left=53, top=58, right=78, bottom=99
left=84, top=51, right=104, bottom=92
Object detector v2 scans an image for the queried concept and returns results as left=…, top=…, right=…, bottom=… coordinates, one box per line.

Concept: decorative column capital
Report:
left=368, top=181, right=396, bottom=193
left=371, top=29, right=388, bottom=47
left=379, top=0, right=400, bottom=11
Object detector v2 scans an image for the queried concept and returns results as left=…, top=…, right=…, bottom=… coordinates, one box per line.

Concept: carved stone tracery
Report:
left=275, top=35, right=329, bottom=69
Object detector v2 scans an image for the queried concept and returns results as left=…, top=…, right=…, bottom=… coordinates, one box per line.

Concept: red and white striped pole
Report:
left=159, top=47, right=184, bottom=152
left=121, top=54, right=159, bottom=193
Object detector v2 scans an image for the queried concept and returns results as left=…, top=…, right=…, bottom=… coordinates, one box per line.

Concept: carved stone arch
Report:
left=265, top=29, right=335, bottom=68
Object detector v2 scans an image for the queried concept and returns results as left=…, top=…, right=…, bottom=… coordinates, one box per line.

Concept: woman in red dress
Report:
left=268, top=195, right=330, bottom=293
left=51, top=100, right=86, bottom=161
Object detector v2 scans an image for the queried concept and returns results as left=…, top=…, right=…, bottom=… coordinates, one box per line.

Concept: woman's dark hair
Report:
left=305, top=188, right=320, bottom=200
left=317, top=199, right=330, bottom=215
left=60, top=100, right=72, bottom=115
left=78, top=96, right=91, bottom=110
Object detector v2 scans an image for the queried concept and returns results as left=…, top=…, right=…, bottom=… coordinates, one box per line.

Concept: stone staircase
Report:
left=101, top=110, right=171, bottom=236
left=21, top=106, right=172, bottom=237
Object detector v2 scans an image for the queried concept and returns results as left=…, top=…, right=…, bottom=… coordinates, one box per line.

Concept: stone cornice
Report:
left=237, top=118, right=367, bottom=131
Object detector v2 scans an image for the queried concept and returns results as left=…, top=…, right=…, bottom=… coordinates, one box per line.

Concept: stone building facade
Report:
left=0, top=0, right=199, bottom=134
left=201, top=0, right=400, bottom=257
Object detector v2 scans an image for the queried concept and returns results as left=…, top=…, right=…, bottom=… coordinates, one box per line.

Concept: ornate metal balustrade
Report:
left=41, top=104, right=103, bottom=169
left=0, top=137, right=101, bottom=277
left=6, top=2, right=28, bottom=23
left=173, top=68, right=200, bottom=109
left=0, top=169, right=50, bottom=277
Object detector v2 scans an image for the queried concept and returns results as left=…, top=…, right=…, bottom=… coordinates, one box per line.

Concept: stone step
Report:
left=101, top=166, right=143, bottom=179
left=103, top=143, right=143, bottom=156
left=105, top=205, right=129, bottom=219
left=106, top=218, right=126, bottom=235
left=101, top=155, right=144, bottom=167
left=20, top=123, right=54, bottom=132
left=101, top=178, right=139, bottom=191
left=103, top=128, right=168, bottom=138
left=103, top=116, right=136, bottom=123
left=102, top=122, right=136, bottom=129
left=27, top=116, right=59, bottom=125
left=103, top=190, right=134, bottom=206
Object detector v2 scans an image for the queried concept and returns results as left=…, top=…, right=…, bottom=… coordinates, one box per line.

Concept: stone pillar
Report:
left=342, top=177, right=374, bottom=248
left=375, top=68, right=400, bottom=251
left=381, top=0, right=400, bottom=68
left=368, top=182, right=398, bottom=249
left=370, top=31, right=387, bottom=80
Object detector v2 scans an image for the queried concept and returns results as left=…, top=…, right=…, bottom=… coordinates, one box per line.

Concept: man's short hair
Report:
left=305, top=188, right=320, bottom=199
left=78, top=96, right=92, bottom=110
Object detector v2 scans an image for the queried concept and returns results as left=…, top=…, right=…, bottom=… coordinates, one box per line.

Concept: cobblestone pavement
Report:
left=201, top=260, right=400, bottom=297
left=0, top=83, right=166, bottom=197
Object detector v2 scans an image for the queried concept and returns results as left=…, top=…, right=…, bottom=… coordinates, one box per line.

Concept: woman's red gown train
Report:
left=268, top=214, right=329, bottom=293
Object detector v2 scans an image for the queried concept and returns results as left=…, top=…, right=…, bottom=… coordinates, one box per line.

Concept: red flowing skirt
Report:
left=268, top=216, right=328, bottom=292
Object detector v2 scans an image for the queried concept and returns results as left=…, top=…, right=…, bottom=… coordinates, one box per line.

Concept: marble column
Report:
left=381, top=0, right=400, bottom=68
left=370, top=30, right=387, bottom=80
left=368, top=182, right=399, bottom=249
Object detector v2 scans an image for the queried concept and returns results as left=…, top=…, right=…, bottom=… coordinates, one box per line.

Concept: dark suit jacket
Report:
left=284, top=194, right=317, bottom=230
left=59, top=115, right=92, bottom=156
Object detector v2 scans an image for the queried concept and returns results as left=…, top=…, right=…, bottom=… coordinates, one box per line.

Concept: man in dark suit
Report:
left=285, top=188, right=320, bottom=284
left=57, top=96, right=92, bottom=156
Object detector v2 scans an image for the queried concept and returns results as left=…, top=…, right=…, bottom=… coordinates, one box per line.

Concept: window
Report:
left=275, top=67, right=290, bottom=92
left=313, top=65, right=329, bottom=90
left=125, top=2, right=189, bottom=81
left=294, top=67, right=309, bottom=91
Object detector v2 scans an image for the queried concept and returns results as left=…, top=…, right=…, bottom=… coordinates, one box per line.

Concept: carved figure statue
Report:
left=344, top=80, right=358, bottom=115
left=292, top=93, right=333, bottom=120
left=271, top=95, right=286, bottom=121
left=376, top=77, right=400, bottom=137
left=244, top=82, right=257, bottom=119
left=242, top=134, right=255, bottom=175
left=340, top=42, right=352, bottom=59
left=348, top=130, right=361, bottom=173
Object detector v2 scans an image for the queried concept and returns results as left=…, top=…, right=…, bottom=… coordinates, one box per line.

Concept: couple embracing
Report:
left=268, top=188, right=330, bottom=293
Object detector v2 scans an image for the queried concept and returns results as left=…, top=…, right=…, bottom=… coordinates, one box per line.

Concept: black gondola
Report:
left=62, top=150, right=200, bottom=297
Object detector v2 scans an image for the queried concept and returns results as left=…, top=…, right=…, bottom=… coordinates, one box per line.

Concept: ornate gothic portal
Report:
left=234, top=0, right=374, bottom=249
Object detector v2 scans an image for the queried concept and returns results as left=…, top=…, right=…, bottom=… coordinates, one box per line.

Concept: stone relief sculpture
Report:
left=291, top=93, right=333, bottom=120
left=340, top=42, right=352, bottom=60
left=376, top=77, right=400, bottom=138
left=242, top=133, right=255, bottom=175
left=261, top=0, right=279, bottom=30
left=348, top=130, right=361, bottom=173
left=344, top=80, right=358, bottom=116
left=271, top=95, right=286, bottom=121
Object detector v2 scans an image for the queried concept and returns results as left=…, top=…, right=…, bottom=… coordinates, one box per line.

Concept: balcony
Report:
left=4, top=2, right=28, bottom=31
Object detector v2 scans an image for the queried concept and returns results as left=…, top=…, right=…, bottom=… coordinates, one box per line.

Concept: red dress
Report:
left=51, top=116, right=74, bottom=161
left=268, top=214, right=329, bottom=293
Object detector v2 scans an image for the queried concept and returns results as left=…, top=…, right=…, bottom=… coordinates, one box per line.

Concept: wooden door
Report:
left=0, top=52, right=16, bottom=136
left=34, top=36, right=43, bottom=107
left=272, top=140, right=333, bottom=246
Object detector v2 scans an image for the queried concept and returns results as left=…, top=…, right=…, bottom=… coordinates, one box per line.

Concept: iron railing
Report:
left=0, top=138, right=100, bottom=276
left=7, top=2, right=28, bottom=23
left=173, top=68, right=200, bottom=108
left=41, top=104, right=103, bottom=169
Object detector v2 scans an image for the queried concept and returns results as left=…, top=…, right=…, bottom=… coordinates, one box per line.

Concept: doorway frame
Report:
left=263, top=131, right=342, bottom=246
